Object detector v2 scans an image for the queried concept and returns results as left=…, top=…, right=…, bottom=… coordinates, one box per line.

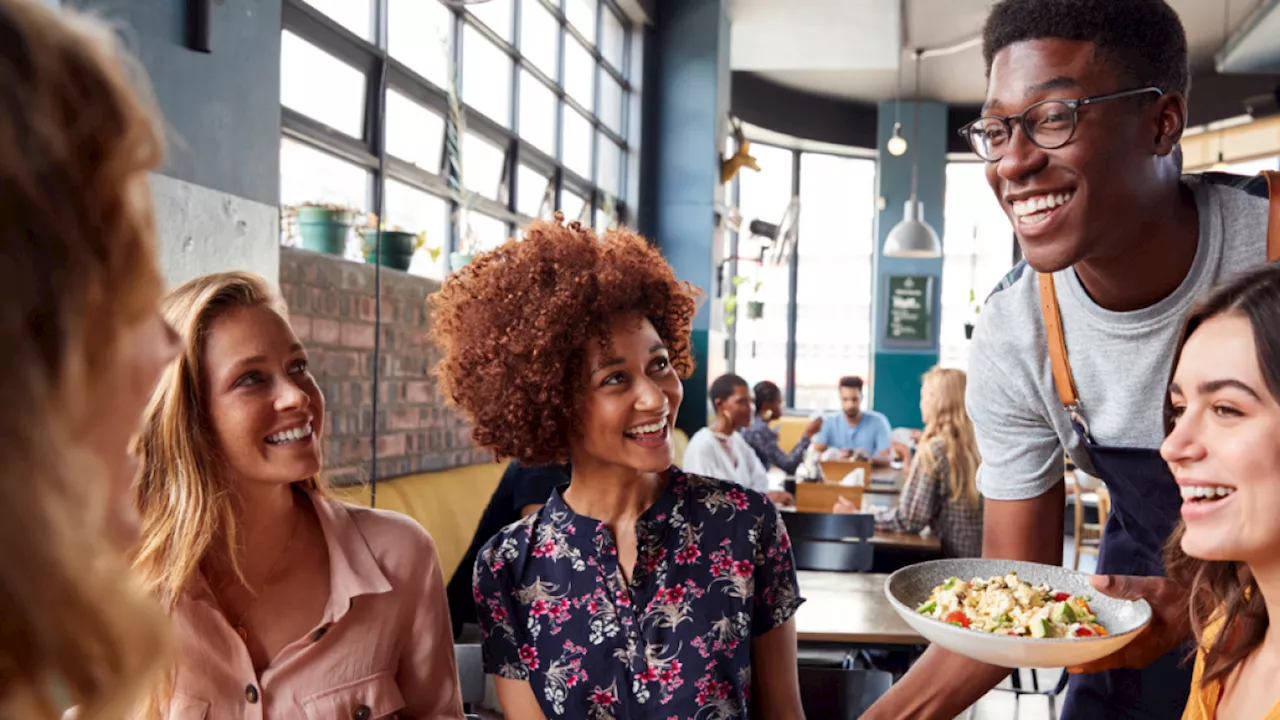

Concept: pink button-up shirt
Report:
left=167, top=493, right=464, bottom=719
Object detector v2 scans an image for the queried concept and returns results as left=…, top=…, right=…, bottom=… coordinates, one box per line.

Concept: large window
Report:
left=280, top=0, right=639, bottom=280
left=940, top=162, right=1016, bottom=371
left=794, top=154, right=877, bottom=410
left=733, top=144, right=796, bottom=400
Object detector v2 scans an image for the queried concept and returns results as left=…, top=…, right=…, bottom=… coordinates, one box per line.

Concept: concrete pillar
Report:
left=642, top=0, right=730, bottom=435
left=871, top=99, right=946, bottom=429
left=67, top=0, right=282, bottom=288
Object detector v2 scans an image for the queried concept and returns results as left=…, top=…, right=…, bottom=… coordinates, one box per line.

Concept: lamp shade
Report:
left=884, top=199, right=942, bottom=258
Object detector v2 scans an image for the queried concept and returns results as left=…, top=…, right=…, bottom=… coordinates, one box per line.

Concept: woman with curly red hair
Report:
left=432, top=217, right=805, bottom=719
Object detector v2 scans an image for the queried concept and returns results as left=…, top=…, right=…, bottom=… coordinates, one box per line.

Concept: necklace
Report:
left=228, top=508, right=301, bottom=643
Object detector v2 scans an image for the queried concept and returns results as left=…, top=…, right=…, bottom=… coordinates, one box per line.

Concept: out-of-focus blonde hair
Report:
left=915, top=367, right=981, bottom=508
left=132, top=272, right=327, bottom=716
left=0, top=0, right=169, bottom=717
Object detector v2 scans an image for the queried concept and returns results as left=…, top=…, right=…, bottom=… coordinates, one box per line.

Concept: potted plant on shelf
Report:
left=746, top=280, right=765, bottom=320
left=284, top=203, right=369, bottom=256
left=964, top=288, right=980, bottom=339
left=723, top=275, right=748, bottom=327
left=361, top=222, right=440, bottom=272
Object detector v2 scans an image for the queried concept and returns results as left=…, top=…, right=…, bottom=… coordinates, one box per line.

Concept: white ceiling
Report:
left=727, top=0, right=1269, bottom=105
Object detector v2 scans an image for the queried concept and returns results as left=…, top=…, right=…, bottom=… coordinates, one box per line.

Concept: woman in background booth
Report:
left=740, top=380, right=822, bottom=475
left=684, top=374, right=795, bottom=505
left=0, top=1, right=181, bottom=717
left=132, top=272, right=463, bottom=718
left=433, top=217, right=804, bottom=720
left=836, top=367, right=983, bottom=558
left=1162, top=264, right=1280, bottom=720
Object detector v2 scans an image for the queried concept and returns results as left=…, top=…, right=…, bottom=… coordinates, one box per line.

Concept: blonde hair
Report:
left=914, top=368, right=981, bottom=508
left=0, top=0, right=170, bottom=717
left=131, top=272, right=326, bottom=716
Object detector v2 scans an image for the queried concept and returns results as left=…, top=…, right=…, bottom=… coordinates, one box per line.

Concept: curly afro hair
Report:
left=982, top=0, right=1189, bottom=97
left=430, top=217, right=700, bottom=465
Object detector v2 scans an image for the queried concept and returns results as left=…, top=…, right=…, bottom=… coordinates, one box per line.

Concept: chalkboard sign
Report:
left=882, top=274, right=934, bottom=348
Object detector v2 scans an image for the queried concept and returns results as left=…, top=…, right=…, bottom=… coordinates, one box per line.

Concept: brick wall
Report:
left=278, top=247, right=489, bottom=486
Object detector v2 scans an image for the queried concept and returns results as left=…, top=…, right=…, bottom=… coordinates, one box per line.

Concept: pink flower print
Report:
left=675, top=544, right=701, bottom=564
left=490, top=604, right=508, bottom=623
left=566, top=674, right=579, bottom=688
left=636, top=666, right=660, bottom=683
left=615, top=590, right=632, bottom=607
left=726, top=489, right=750, bottom=510
left=658, top=669, right=674, bottom=684
left=588, top=600, right=599, bottom=614
left=518, top=644, right=539, bottom=670
left=530, top=599, right=550, bottom=617
left=532, top=539, right=557, bottom=558
left=591, top=689, right=617, bottom=706
left=663, top=586, right=686, bottom=604
left=733, top=559, right=754, bottom=577
left=670, top=659, right=683, bottom=674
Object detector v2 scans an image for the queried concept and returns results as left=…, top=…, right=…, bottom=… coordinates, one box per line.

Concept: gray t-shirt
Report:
left=968, top=174, right=1271, bottom=501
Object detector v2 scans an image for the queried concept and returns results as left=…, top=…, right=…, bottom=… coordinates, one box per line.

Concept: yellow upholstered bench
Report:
left=331, top=461, right=506, bottom=580
left=774, top=415, right=812, bottom=455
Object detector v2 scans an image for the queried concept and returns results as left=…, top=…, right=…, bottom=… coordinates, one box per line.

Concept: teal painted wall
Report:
left=645, top=0, right=730, bottom=436
left=871, top=99, right=947, bottom=429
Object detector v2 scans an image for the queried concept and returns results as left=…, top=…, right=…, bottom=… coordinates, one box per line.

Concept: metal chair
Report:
left=782, top=511, right=874, bottom=573
left=797, top=667, right=894, bottom=719
left=455, top=643, right=486, bottom=714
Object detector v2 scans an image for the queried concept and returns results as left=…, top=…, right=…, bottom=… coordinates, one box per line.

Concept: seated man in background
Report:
left=812, top=375, right=893, bottom=466
left=446, top=460, right=569, bottom=639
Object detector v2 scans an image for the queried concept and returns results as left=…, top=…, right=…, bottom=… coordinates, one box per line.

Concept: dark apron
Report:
left=1058, top=419, right=1192, bottom=719
left=1037, top=272, right=1191, bottom=720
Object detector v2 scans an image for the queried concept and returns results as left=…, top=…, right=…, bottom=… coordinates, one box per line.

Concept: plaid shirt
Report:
left=739, top=416, right=810, bottom=474
left=875, top=438, right=983, bottom=558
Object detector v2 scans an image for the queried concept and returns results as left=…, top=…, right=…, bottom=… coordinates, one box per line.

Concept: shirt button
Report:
left=245, top=684, right=259, bottom=704
left=352, top=705, right=371, bottom=720
left=311, top=626, right=328, bottom=642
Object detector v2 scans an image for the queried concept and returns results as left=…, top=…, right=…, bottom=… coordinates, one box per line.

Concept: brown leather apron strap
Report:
left=1038, top=272, right=1078, bottom=408
left=1264, top=169, right=1280, bottom=262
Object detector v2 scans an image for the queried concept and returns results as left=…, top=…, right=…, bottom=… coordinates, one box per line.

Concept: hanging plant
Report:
left=443, top=29, right=478, bottom=272
left=964, top=288, right=980, bottom=339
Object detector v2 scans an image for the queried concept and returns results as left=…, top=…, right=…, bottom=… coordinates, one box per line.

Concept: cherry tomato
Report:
left=1053, top=592, right=1071, bottom=602
left=1074, top=627, right=1095, bottom=637
left=944, top=611, right=970, bottom=628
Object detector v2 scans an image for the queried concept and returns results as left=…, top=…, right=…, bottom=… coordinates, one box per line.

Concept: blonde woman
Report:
left=836, top=368, right=983, bottom=557
left=132, top=272, right=463, bottom=718
left=0, top=0, right=181, bottom=717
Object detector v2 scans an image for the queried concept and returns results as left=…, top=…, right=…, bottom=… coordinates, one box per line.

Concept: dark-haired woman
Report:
left=1162, top=263, right=1280, bottom=720
left=432, top=218, right=804, bottom=719
left=740, top=380, right=822, bottom=474
left=684, top=375, right=793, bottom=506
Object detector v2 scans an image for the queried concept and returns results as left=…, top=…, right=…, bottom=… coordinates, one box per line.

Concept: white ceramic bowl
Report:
left=885, top=559, right=1152, bottom=668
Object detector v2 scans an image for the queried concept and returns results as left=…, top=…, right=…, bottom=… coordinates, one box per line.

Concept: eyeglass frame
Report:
left=958, top=87, right=1165, bottom=161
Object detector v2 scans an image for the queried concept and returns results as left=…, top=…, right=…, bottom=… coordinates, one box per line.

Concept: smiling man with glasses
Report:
left=864, top=1, right=1275, bottom=719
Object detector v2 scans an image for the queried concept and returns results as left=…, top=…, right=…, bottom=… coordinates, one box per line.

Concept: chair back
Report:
left=782, top=512, right=874, bottom=573
left=797, top=667, right=894, bottom=719
left=795, top=483, right=863, bottom=513
left=455, top=643, right=486, bottom=707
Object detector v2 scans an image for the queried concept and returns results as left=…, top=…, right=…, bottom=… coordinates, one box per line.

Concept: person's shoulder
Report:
left=1186, top=171, right=1271, bottom=204
left=676, top=468, right=775, bottom=517
left=336, top=496, right=436, bottom=552
left=864, top=409, right=892, bottom=427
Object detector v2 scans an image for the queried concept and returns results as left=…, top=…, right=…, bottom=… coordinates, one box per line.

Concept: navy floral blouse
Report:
left=473, top=467, right=804, bottom=719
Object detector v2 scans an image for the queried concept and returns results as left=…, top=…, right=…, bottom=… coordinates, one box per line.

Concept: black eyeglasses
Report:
left=959, top=87, right=1164, bottom=162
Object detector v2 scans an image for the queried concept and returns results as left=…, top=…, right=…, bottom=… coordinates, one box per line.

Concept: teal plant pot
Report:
left=449, top=252, right=474, bottom=272
left=361, top=230, right=416, bottom=271
left=296, top=206, right=354, bottom=255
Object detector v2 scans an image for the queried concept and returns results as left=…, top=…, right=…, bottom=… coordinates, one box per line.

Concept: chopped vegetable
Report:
left=916, top=573, right=1110, bottom=638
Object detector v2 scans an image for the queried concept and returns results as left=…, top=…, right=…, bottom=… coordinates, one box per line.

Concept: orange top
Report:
left=1181, top=618, right=1280, bottom=720
left=168, top=492, right=464, bottom=719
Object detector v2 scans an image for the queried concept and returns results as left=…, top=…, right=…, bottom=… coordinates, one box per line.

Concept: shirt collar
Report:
left=542, top=467, right=683, bottom=545
left=309, top=491, right=393, bottom=623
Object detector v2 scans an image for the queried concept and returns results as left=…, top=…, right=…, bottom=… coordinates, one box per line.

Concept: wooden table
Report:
left=870, top=530, right=942, bottom=552
left=795, top=571, right=927, bottom=646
